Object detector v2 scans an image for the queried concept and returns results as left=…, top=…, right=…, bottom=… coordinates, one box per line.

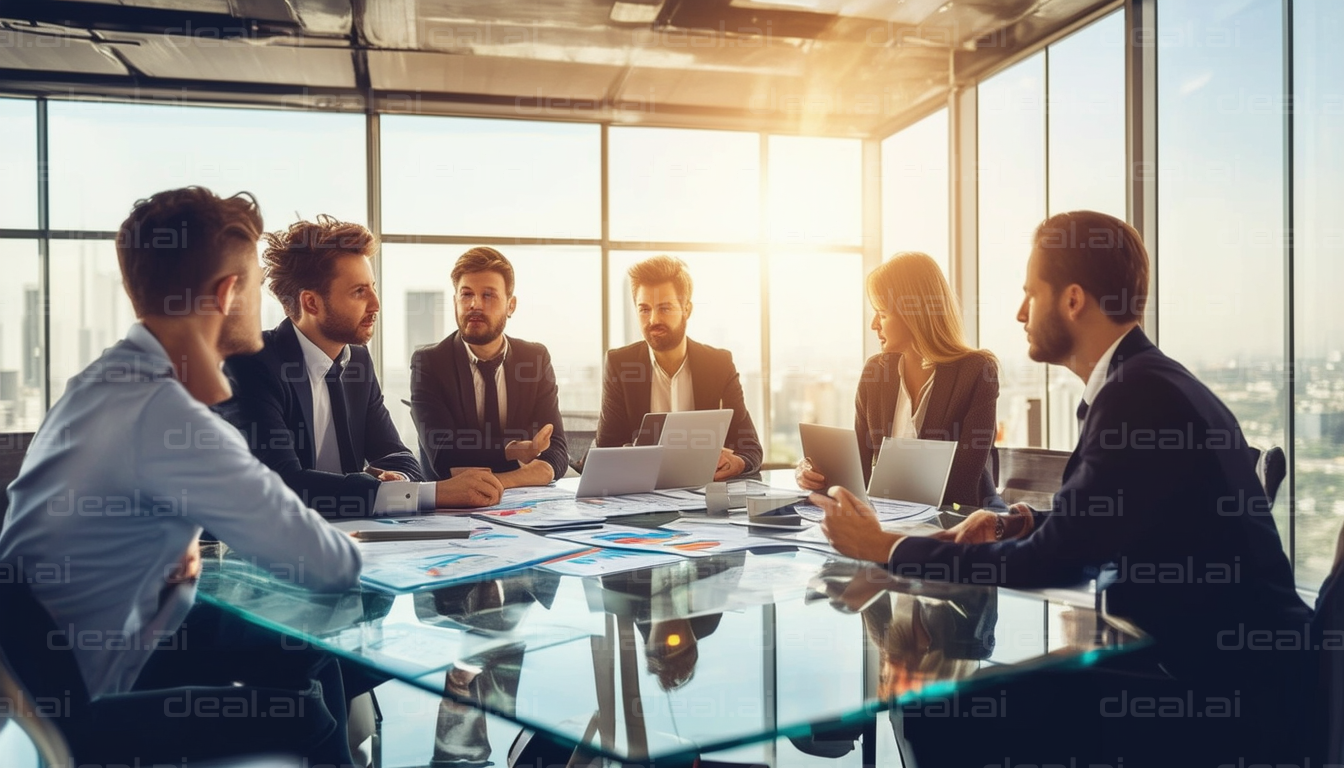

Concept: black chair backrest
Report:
left=0, top=431, right=33, bottom=523
left=1314, top=535, right=1344, bottom=764
left=995, top=447, right=1071, bottom=509
left=566, top=430, right=596, bottom=475
left=0, top=581, right=91, bottom=716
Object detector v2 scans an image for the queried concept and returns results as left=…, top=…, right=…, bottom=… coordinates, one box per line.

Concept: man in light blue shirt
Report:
left=0, top=187, right=362, bottom=765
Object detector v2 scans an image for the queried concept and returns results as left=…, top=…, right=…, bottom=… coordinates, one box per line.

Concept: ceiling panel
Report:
left=110, top=34, right=355, bottom=87
left=1, top=0, right=1119, bottom=137
left=0, top=27, right=128, bottom=75
left=369, top=49, right=620, bottom=101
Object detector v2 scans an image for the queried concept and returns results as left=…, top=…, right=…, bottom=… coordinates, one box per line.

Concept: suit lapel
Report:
left=627, top=343, right=653, bottom=419
left=918, top=358, right=956, bottom=439
left=687, top=339, right=718, bottom=410
left=502, top=336, right=522, bottom=430
left=340, top=353, right=365, bottom=465
left=877, top=354, right=899, bottom=442
left=276, top=320, right=318, bottom=468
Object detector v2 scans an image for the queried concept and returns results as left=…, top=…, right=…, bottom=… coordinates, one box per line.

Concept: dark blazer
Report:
left=892, top=328, right=1311, bottom=682
left=409, top=332, right=568, bottom=482
left=596, top=338, right=763, bottom=475
left=218, top=319, right=423, bottom=519
left=856, top=351, right=1001, bottom=508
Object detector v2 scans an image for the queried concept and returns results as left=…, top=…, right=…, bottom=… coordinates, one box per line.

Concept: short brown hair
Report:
left=1033, top=210, right=1149, bottom=324
left=116, top=187, right=262, bottom=318
left=264, top=215, right=377, bottom=320
left=628, top=255, right=692, bottom=304
left=451, top=247, right=515, bottom=296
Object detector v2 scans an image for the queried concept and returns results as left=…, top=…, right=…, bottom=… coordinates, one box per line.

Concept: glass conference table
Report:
left=197, top=496, right=1147, bottom=766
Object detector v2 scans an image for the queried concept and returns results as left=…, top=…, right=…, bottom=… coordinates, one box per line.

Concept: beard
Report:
left=643, top=318, right=687, bottom=353
left=458, top=311, right=507, bottom=347
left=1026, top=303, right=1074, bottom=364
left=319, top=308, right=375, bottom=347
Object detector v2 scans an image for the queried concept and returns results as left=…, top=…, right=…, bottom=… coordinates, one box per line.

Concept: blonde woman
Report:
left=797, top=252, right=1002, bottom=509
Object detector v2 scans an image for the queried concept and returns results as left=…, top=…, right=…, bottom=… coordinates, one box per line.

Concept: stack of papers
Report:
left=352, top=522, right=587, bottom=592
left=539, top=547, right=683, bottom=577
left=552, top=522, right=793, bottom=559
left=473, top=490, right=704, bottom=531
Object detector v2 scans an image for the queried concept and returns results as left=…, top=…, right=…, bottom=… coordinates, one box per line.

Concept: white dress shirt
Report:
left=293, top=326, right=434, bottom=514
left=465, top=336, right=510, bottom=428
left=891, top=357, right=937, bottom=439
left=0, top=323, right=361, bottom=698
left=649, top=346, right=695, bottom=414
left=1079, top=332, right=1128, bottom=427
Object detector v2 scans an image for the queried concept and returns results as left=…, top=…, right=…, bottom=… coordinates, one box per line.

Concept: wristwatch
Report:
left=993, top=514, right=1006, bottom=541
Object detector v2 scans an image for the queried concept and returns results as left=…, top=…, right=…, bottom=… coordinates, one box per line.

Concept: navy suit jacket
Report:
left=856, top=351, right=1001, bottom=508
left=218, top=319, right=423, bottom=519
left=892, top=328, right=1310, bottom=681
left=596, top=338, right=763, bottom=475
left=409, top=332, right=568, bottom=482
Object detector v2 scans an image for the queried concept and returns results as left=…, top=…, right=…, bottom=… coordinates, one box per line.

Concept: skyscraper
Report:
left=22, top=285, right=40, bottom=389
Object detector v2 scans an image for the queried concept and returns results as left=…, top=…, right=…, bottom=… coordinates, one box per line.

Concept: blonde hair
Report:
left=865, top=252, right=991, bottom=368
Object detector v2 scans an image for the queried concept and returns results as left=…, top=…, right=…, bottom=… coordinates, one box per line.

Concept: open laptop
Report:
left=575, top=445, right=664, bottom=498
left=798, top=424, right=957, bottom=506
left=868, top=437, right=958, bottom=507
left=641, top=409, right=732, bottom=490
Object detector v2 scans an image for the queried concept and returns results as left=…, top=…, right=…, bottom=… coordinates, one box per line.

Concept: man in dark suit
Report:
left=597, top=255, right=762, bottom=479
left=221, top=216, right=503, bottom=517
left=816, top=211, right=1313, bottom=764
left=410, top=246, right=567, bottom=486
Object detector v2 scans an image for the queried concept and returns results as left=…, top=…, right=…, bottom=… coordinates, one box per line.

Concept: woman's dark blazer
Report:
left=854, top=351, right=1002, bottom=509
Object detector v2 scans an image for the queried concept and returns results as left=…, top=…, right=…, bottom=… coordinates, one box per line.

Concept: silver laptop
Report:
left=576, top=446, right=664, bottom=498
left=868, top=437, right=957, bottom=506
left=798, top=423, right=873, bottom=505
left=653, top=409, right=732, bottom=490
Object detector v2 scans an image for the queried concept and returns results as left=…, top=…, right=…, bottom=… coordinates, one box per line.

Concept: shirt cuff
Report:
left=373, top=481, right=436, bottom=515
left=887, top=536, right=906, bottom=564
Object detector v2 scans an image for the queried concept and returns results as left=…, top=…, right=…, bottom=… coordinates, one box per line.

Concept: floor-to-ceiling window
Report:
left=1293, top=0, right=1344, bottom=585
left=379, top=116, right=603, bottom=442
left=977, top=53, right=1048, bottom=449
left=4, top=101, right=866, bottom=468
left=44, top=101, right=367, bottom=402
left=1157, top=0, right=1288, bottom=543
left=974, top=10, right=1127, bottom=451
left=0, top=99, right=42, bottom=430
left=881, top=108, right=950, bottom=274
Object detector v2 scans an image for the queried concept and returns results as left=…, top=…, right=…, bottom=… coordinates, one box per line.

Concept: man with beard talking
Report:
left=409, top=247, right=568, bottom=486
left=220, top=216, right=503, bottom=515
left=597, top=255, right=762, bottom=479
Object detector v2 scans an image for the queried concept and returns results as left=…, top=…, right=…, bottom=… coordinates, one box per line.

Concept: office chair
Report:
left=1315, top=523, right=1344, bottom=765
left=0, top=644, right=72, bottom=768
left=994, top=447, right=1070, bottom=509
left=0, top=431, right=33, bottom=528
left=0, top=581, right=319, bottom=768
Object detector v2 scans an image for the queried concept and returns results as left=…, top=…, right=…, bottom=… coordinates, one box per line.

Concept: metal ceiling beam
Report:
left=0, top=0, right=303, bottom=36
